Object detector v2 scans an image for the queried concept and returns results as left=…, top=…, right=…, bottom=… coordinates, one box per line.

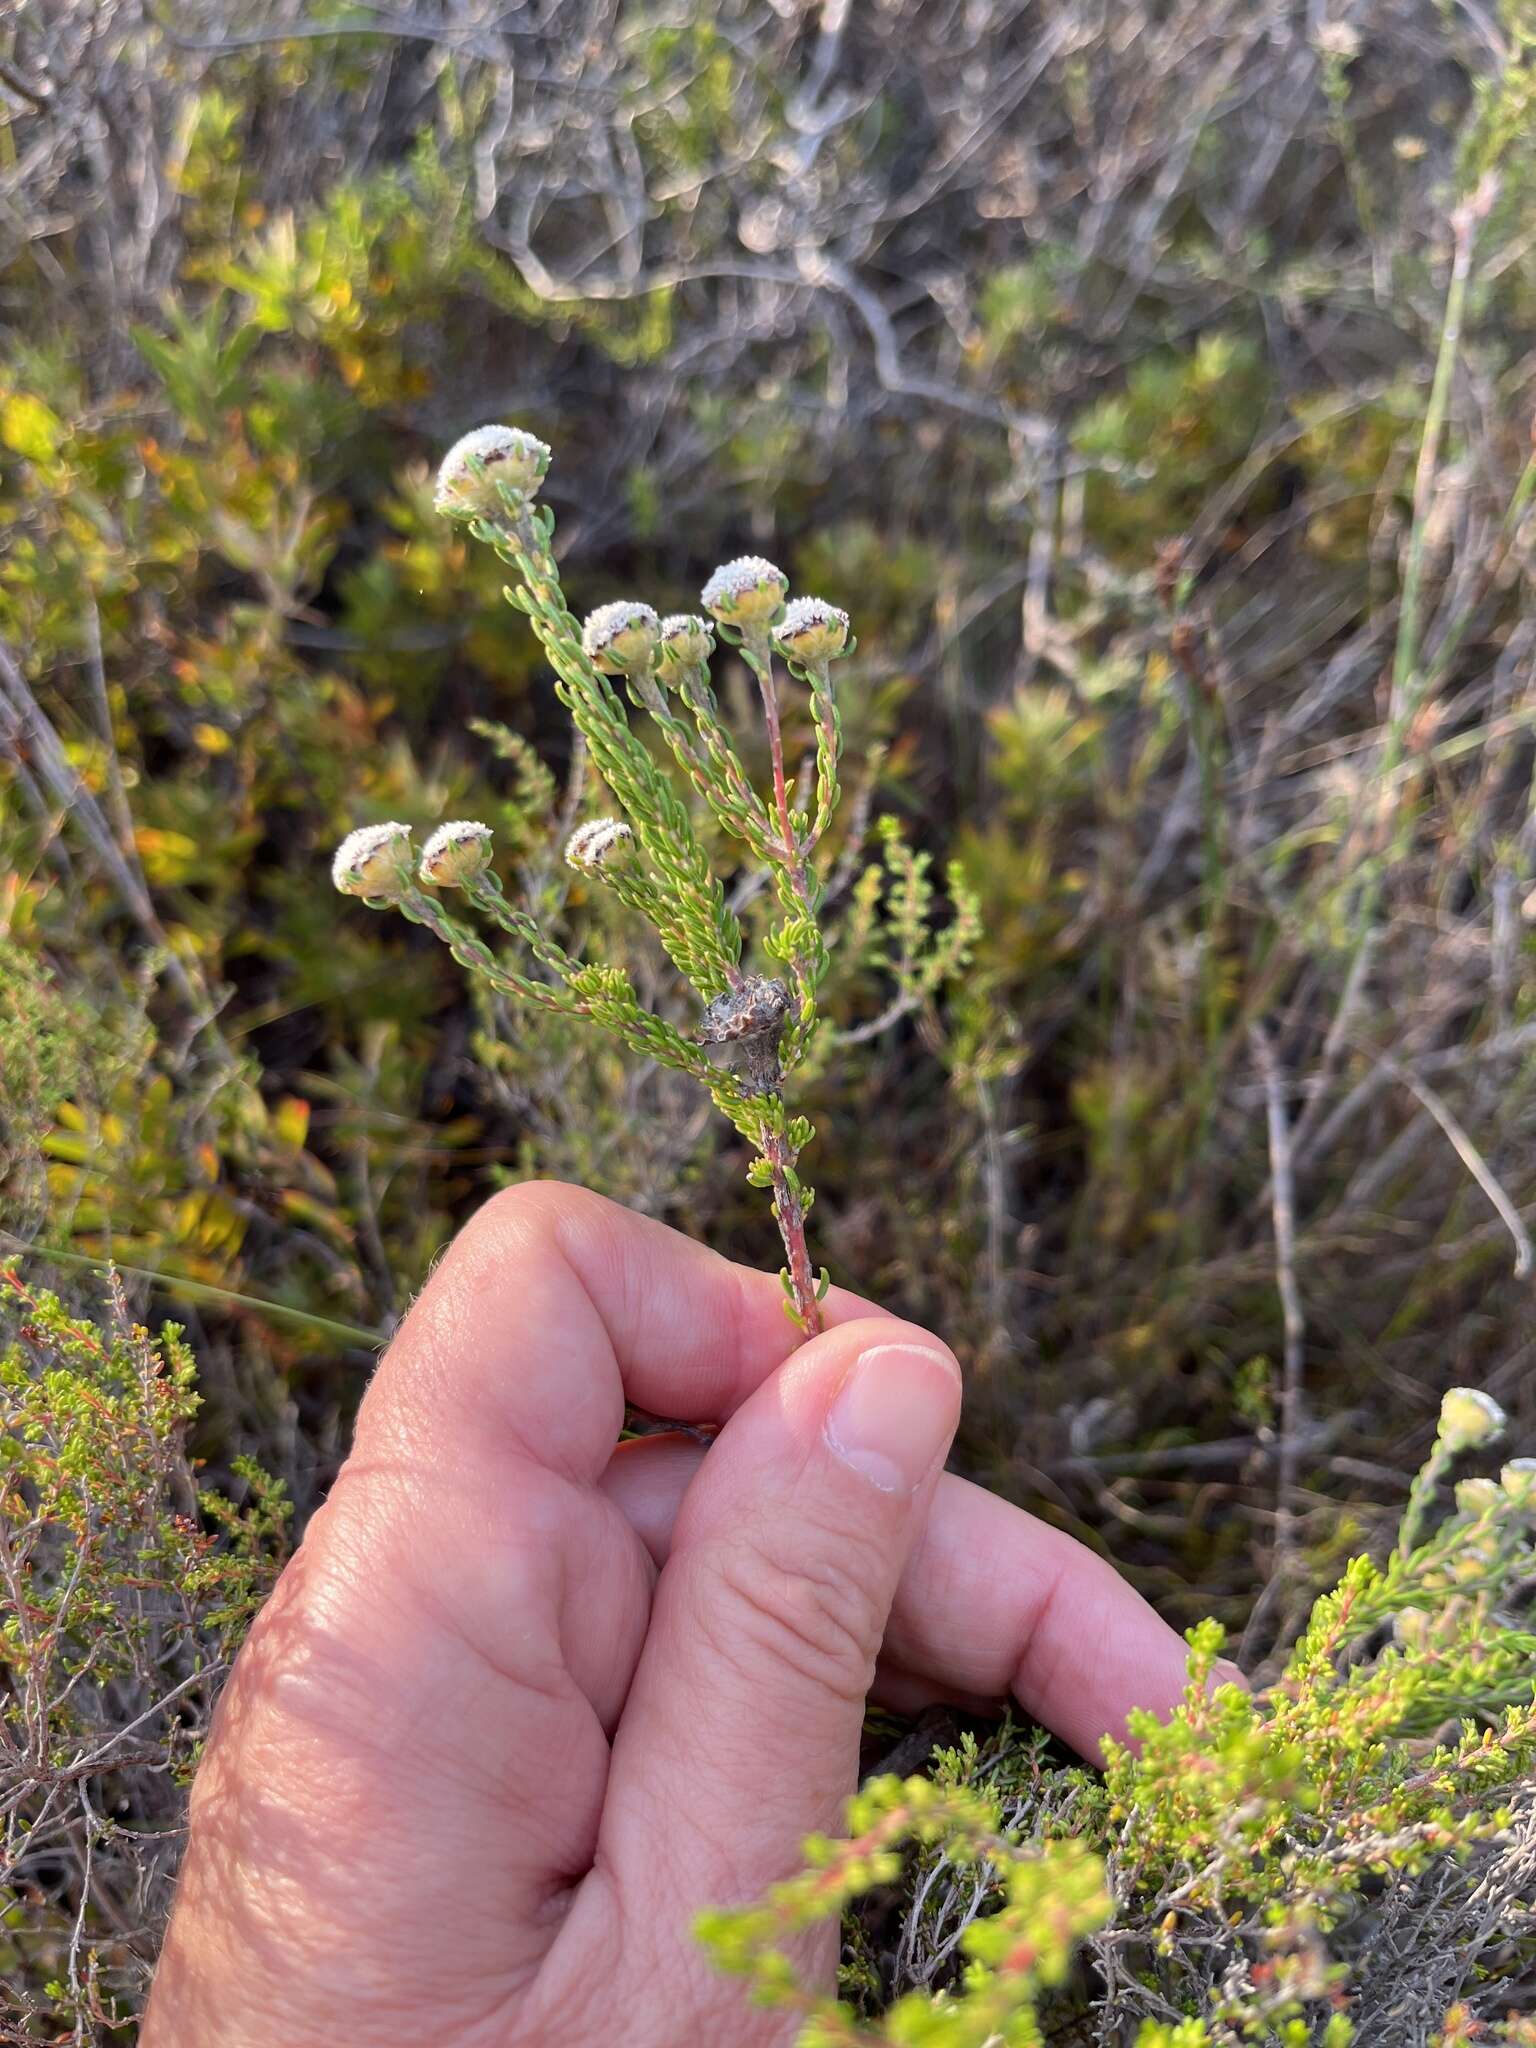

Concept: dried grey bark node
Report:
left=697, top=975, right=790, bottom=1095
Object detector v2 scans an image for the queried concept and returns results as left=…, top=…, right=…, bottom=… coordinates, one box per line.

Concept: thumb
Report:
left=598, top=1317, right=961, bottom=1931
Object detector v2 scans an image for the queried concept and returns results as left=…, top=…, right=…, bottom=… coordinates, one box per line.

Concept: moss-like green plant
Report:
left=698, top=1383, right=1536, bottom=2044
left=332, top=426, right=978, bottom=1332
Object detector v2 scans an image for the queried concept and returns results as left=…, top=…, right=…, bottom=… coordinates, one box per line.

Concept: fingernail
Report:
left=824, top=1342, right=961, bottom=1494
left=1211, top=1659, right=1249, bottom=1692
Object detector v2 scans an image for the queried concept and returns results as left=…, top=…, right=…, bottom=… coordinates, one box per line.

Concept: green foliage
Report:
left=0, top=937, right=128, bottom=1232
left=0, top=1268, right=288, bottom=2035
left=1072, top=335, right=1272, bottom=559
left=702, top=1396, right=1536, bottom=2043
left=699, top=1771, right=1109, bottom=2046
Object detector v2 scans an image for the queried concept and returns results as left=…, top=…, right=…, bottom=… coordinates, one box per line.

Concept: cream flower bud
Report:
left=773, top=596, right=850, bottom=664
left=419, top=820, right=494, bottom=888
left=1437, top=1386, right=1507, bottom=1453
left=565, top=818, right=635, bottom=873
left=1392, top=1607, right=1430, bottom=1649
left=581, top=602, right=661, bottom=674
left=1501, top=1457, right=1536, bottom=1508
left=1454, top=1476, right=1503, bottom=1518
left=332, top=822, right=415, bottom=898
left=701, top=555, right=789, bottom=626
left=434, top=425, right=552, bottom=519
left=1313, top=22, right=1361, bottom=61
left=656, top=613, right=716, bottom=675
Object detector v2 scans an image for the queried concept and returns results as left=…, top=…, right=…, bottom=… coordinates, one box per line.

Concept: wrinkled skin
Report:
left=146, top=1184, right=1197, bottom=2046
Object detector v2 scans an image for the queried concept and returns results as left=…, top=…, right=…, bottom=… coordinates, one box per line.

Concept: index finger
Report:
left=356, top=1181, right=889, bottom=1484
left=602, top=1441, right=1202, bottom=1759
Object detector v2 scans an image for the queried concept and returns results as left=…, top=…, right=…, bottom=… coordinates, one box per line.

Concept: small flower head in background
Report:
left=773, top=596, right=850, bottom=664
left=701, top=556, right=789, bottom=627
left=565, top=818, right=636, bottom=873
left=1437, top=1385, right=1507, bottom=1454
left=1501, top=1457, right=1536, bottom=1508
left=656, top=613, right=716, bottom=677
left=331, top=822, right=415, bottom=899
left=434, top=425, right=552, bottom=519
left=1392, top=1606, right=1431, bottom=1649
left=1313, top=21, right=1362, bottom=62
left=419, top=820, right=494, bottom=888
left=1454, top=1476, right=1503, bottom=1518
left=581, top=601, right=661, bottom=675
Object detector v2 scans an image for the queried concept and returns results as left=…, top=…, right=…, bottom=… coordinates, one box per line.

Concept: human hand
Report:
left=145, top=1184, right=1197, bottom=2047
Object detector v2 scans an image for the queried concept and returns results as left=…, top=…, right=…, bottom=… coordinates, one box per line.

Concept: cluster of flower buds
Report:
left=333, top=424, right=876, bottom=1338
left=578, top=562, right=851, bottom=672
left=333, top=818, right=503, bottom=898
left=433, top=424, right=853, bottom=681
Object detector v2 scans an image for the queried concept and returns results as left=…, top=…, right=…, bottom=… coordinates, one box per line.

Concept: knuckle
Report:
left=387, top=1184, right=561, bottom=1347
left=449, top=1179, right=616, bottom=1282
left=459, top=1179, right=564, bottom=1259
left=440, top=1181, right=580, bottom=1294
left=710, top=1527, right=885, bottom=1705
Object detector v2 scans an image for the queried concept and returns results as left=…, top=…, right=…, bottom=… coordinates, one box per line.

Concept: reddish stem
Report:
left=762, top=1126, right=822, bottom=1337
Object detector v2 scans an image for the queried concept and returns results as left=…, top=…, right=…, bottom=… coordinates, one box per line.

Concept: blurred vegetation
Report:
left=0, top=1272, right=288, bottom=2040
left=5, top=0, right=1536, bottom=2035
left=705, top=1400, right=1536, bottom=2043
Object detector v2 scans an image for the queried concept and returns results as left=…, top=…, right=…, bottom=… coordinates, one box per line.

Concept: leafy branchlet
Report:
left=333, top=430, right=975, bottom=1330
left=0, top=1268, right=289, bottom=2030
left=699, top=1387, right=1536, bottom=2044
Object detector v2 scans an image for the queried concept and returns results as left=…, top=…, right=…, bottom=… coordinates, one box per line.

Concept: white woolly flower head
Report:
left=434, top=425, right=552, bottom=519
left=773, top=596, right=850, bottom=664
left=581, top=601, right=661, bottom=675
left=656, top=613, right=715, bottom=676
left=1313, top=22, right=1361, bottom=62
left=701, top=555, right=789, bottom=626
left=419, top=820, right=494, bottom=888
left=1438, top=1385, right=1507, bottom=1453
left=1501, top=1457, right=1536, bottom=1509
left=565, top=818, right=635, bottom=874
left=332, top=822, right=415, bottom=898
